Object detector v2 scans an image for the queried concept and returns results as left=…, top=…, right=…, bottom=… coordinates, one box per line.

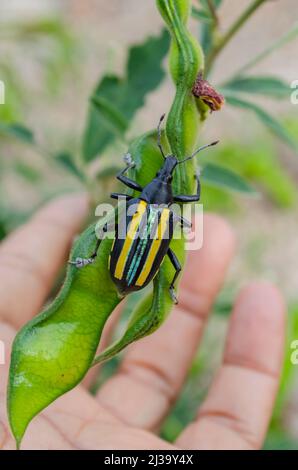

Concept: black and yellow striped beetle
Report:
left=70, top=115, right=218, bottom=304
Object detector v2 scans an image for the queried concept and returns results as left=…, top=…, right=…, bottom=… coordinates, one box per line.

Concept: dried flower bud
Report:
left=192, top=72, right=225, bottom=112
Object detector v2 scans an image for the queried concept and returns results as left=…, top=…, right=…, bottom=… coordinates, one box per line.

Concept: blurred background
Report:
left=0, top=0, right=297, bottom=449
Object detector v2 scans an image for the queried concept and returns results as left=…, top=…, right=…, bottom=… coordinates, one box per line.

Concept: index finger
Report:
left=0, top=193, right=89, bottom=327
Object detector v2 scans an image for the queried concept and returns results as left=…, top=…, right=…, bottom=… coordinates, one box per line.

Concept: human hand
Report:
left=0, top=194, right=285, bottom=450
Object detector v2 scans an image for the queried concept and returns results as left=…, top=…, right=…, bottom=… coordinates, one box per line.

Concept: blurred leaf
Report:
left=200, top=28, right=212, bottom=55
left=56, top=152, right=85, bottom=181
left=1, top=17, right=79, bottom=99
left=3, top=17, right=72, bottom=39
left=0, top=220, right=7, bottom=241
left=90, top=356, right=120, bottom=396
left=0, top=206, right=24, bottom=239
left=14, top=162, right=41, bottom=183
left=90, top=95, right=128, bottom=137
left=213, top=286, right=236, bottom=317
left=222, top=76, right=290, bottom=98
left=198, top=0, right=222, bottom=53
left=200, top=0, right=222, bottom=9
left=202, top=163, right=257, bottom=194
left=0, top=62, right=25, bottom=122
left=0, top=123, right=34, bottom=144
left=237, top=23, right=298, bottom=75
left=126, top=30, right=169, bottom=110
left=202, top=140, right=297, bottom=209
left=96, top=165, right=121, bottom=180
left=82, top=29, right=170, bottom=162
left=226, top=95, right=298, bottom=152
left=82, top=76, right=123, bottom=162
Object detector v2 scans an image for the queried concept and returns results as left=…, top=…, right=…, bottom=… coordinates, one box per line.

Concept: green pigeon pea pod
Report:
left=8, top=221, right=119, bottom=448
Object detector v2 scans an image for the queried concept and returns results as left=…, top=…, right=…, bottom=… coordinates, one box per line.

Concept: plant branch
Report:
left=205, top=0, right=268, bottom=75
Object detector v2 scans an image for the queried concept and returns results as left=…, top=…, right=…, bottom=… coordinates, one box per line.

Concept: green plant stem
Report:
left=205, top=0, right=268, bottom=75
left=206, top=0, right=219, bottom=26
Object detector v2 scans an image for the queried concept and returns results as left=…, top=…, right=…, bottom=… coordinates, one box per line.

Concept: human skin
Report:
left=0, top=193, right=285, bottom=450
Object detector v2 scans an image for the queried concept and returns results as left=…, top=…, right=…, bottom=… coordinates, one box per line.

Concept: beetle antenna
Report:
left=157, top=114, right=166, bottom=160
left=179, top=140, right=219, bottom=164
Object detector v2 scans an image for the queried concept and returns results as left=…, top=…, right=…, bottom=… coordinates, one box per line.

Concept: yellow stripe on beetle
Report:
left=135, top=208, right=170, bottom=287
left=114, top=200, right=147, bottom=280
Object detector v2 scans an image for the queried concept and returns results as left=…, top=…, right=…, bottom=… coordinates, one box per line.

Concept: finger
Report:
left=96, top=214, right=236, bottom=430
left=0, top=193, right=89, bottom=327
left=176, top=282, right=286, bottom=450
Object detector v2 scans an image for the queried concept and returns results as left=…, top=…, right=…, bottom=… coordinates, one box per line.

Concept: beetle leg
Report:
left=69, top=223, right=109, bottom=269
left=173, top=169, right=201, bottom=203
left=167, top=248, right=182, bottom=305
left=116, top=154, right=143, bottom=192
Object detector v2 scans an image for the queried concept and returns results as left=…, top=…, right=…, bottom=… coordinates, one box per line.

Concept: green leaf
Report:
left=7, top=17, right=73, bottom=39
left=226, top=94, right=298, bottom=152
left=82, top=29, right=170, bottom=162
left=90, top=95, right=128, bottom=137
left=96, top=165, right=122, bottom=180
left=55, top=152, right=85, bottom=181
left=200, top=0, right=222, bottom=10
left=221, top=76, right=290, bottom=99
left=202, top=163, right=257, bottom=194
left=0, top=219, right=7, bottom=241
left=204, top=140, right=297, bottom=208
left=0, top=122, right=34, bottom=144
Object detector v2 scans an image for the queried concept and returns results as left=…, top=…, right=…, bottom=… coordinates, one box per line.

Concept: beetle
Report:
left=70, top=115, right=218, bottom=303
